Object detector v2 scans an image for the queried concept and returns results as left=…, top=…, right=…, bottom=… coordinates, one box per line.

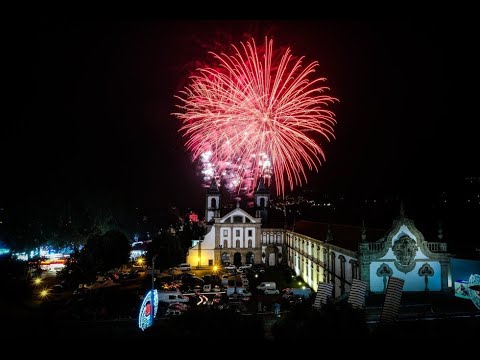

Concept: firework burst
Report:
left=173, top=37, right=337, bottom=197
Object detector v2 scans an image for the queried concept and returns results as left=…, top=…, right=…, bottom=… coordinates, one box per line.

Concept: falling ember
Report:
left=173, top=37, right=338, bottom=196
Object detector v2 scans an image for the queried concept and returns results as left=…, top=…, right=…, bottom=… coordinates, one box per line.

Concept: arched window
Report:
left=211, top=198, right=216, bottom=209
left=260, top=197, right=265, bottom=208
left=349, top=259, right=359, bottom=280
left=329, top=252, right=336, bottom=284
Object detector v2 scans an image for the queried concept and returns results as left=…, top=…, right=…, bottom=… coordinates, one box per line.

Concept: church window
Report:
left=350, top=259, right=359, bottom=280
left=233, top=216, right=243, bottom=223
left=260, top=198, right=265, bottom=208
left=223, top=230, right=227, bottom=237
left=236, top=240, right=240, bottom=248
left=211, top=198, right=216, bottom=209
left=248, top=240, right=252, bottom=248
left=236, top=230, right=240, bottom=236
left=248, top=229, right=252, bottom=237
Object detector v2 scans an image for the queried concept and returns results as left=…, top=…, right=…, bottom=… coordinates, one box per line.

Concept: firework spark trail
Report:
left=174, top=37, right=338, bottom=196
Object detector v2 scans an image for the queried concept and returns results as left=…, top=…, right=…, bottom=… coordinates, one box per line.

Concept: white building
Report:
left=187, top=182, right=451, bottom=295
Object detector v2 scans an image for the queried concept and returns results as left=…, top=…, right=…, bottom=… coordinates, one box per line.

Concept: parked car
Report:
left=221, top=275, right=230, bottom=285
left=177, top=263, right=191, bottom=271
left=257, top=282, right=277, bottom=291
left=165, top=309, right=183, bottom=316
left=264, top=288, right=280, bottom=295
left=168, top=302, right=189, bottom=311
left=213, top=293, right=227, bottom=305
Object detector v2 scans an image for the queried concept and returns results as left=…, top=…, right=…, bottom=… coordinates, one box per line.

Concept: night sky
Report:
left=4, top=17, right=477, bottom=215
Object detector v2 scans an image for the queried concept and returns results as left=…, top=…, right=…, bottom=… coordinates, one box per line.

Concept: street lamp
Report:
left=33, top=278, right=42, bottom=286
left=39, top=289, right=49, bottom=299
left=151, top=254, right=158, bottom=326
left=151, top=254, right=158, bottom=291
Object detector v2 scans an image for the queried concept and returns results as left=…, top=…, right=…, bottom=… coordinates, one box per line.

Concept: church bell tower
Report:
left=205, top=179, right=221, bottom=223
left=254, top=178, right=270, bottom=223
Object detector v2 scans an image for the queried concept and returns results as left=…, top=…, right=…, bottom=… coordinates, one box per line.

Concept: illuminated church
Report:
left=187, top=180, right=454, bottom=295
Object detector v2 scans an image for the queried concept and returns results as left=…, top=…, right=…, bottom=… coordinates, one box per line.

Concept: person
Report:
left=274, top=302, right=281, bottom=317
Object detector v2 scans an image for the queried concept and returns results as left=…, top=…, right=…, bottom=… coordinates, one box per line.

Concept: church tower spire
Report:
left=361, top=219, right=367, bottom=242
left=254, top=178, right=270, bottom=223
left=205, top=179, right=221, bottom=223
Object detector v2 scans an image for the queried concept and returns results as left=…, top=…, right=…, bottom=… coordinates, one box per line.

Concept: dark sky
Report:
left=4, top=17, right=477, bottom=214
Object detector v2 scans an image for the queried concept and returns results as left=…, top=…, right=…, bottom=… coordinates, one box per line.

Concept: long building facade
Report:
left=187, top=184, right=451, bottom=295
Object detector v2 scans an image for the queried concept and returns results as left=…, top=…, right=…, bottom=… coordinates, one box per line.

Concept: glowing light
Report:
left=138, top=289, right=159, bottom=331
left=33, top=278, right=42, bottom=286
left=39, top=289, right=49, bottom=299
left=174, top=37, right=337, bottom=196
left=137, top=257, right=145, bottom=266
left=213, top=265, right=218, bottom=272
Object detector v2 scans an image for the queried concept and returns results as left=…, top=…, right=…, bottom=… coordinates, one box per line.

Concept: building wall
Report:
left=220, top=226, right=257, bottom=248
left=206, top=195, right=220, bottom=223
left=369, top=260, right=442, bottom=292
left=186, top=226, right=216, bottom=267
left=285, top=231, right=358, bottom=294
left=359, top=217, right=450, bottom=292
left=194, top=194, right=451, bottom=294
left=188, top=208, right=263, bottom=266
left=261, top=229, right=285, bottom=266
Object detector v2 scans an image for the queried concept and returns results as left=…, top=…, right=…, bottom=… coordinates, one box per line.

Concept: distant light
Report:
left=39, top=289, right=49, bottom=298
left=298, top=282, right=302, bottom=286
left=34, top=278, right=42, bottom=286
left=137, top=257, right=145, bottom=265
left=302, top=286, right=306, bottom=290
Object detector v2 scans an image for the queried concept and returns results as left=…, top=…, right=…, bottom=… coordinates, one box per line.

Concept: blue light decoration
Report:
left=468, top=274, right=480, bottom=310
left=138, top=289, right=159, bottom=331
left=454, top=280, right=470, bottom=299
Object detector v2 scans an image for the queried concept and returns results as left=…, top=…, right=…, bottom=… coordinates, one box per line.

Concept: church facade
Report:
left=187, top=182, right=451, bottom=295
left=187, top=180, right=284, bottom=269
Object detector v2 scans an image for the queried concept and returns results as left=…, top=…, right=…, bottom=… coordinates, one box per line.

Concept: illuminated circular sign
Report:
left=138, top=289, right=159, bottom=331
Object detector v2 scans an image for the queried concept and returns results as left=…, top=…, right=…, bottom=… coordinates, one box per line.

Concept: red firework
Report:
left=173, top=37, right=337, bottom=197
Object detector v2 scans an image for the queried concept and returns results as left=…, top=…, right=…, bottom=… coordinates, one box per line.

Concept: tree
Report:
left=85, top=230, right=131, bottom=272
left=146, top=230, right=184, bottom=271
